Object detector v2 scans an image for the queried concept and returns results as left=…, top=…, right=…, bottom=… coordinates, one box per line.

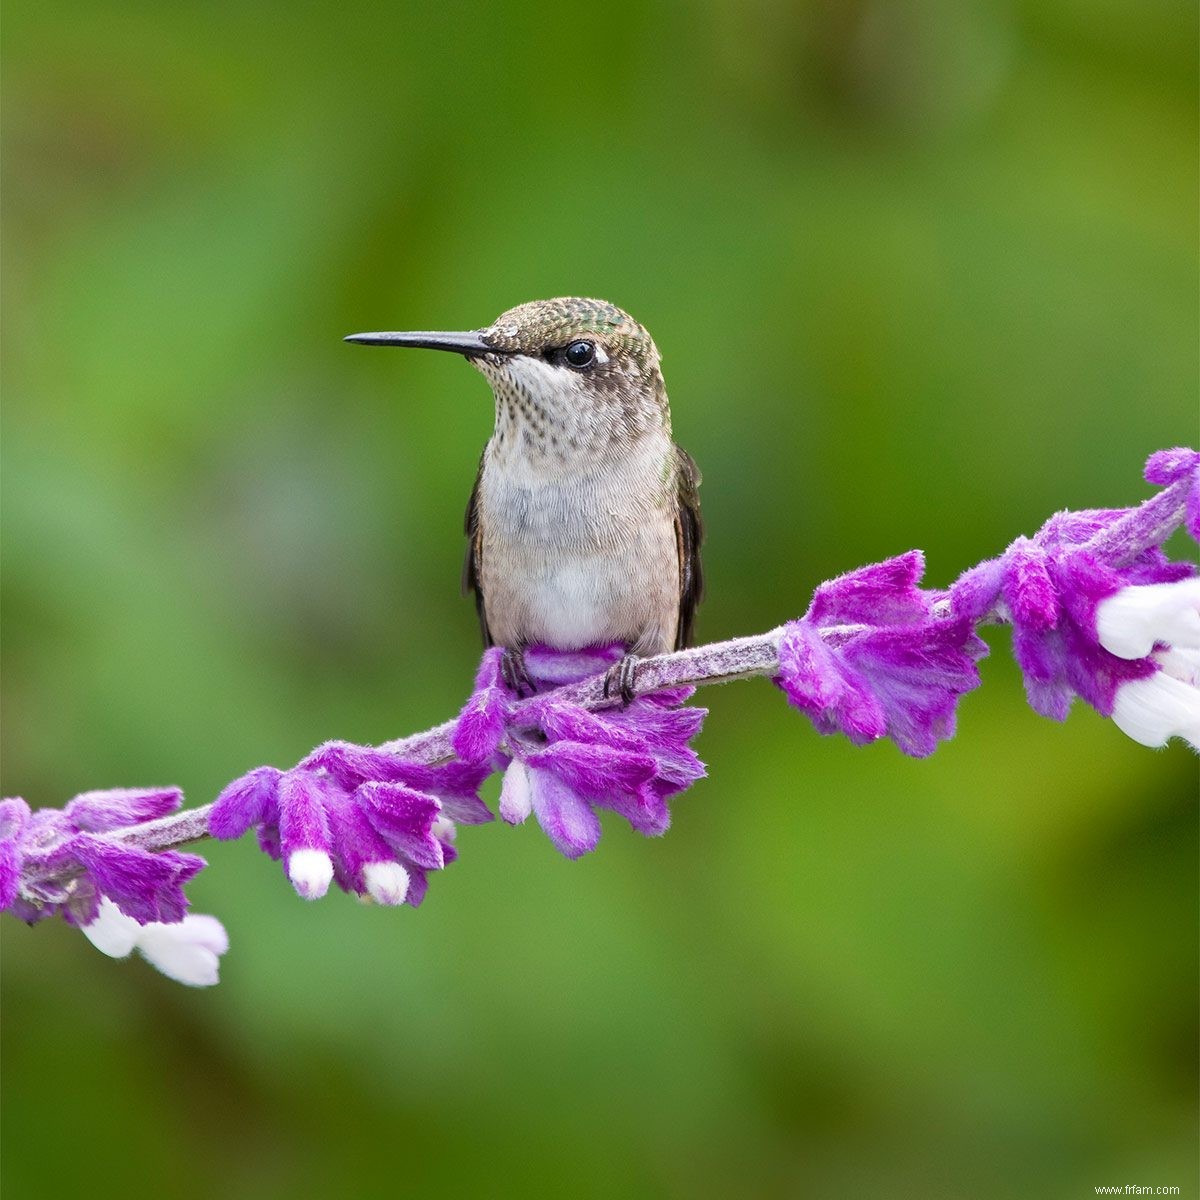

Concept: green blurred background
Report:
left=2, top=2, right=1196, bottom=1197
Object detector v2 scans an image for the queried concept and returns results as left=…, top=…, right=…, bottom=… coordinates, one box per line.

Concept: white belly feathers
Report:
left=476, top=435, right=678, bottom=651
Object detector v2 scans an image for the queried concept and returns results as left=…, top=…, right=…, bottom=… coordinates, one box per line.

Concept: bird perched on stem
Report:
left=346, top=297, right=703, bottom=699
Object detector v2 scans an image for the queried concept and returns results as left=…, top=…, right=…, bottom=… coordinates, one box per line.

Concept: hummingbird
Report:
left=346, top=297, right=703, bottom=699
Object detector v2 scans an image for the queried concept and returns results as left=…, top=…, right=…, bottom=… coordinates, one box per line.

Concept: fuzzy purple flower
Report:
left=2, top=787, right=205, bottom=927
left=0, top=797, right=29, bottom=911
left=452, top=647, right=511, bottom=765
left=951, top=448, right=1198, bottom=738
left=453, top=643, right=708, bottom=859
left=1, top=787, right=226, bottom=984
left=209, top=741, right=492, bottom=905
left=775, top=551, right=987, bottom=756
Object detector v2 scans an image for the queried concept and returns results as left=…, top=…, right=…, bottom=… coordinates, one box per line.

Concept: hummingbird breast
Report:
left=475, top=432, right=681, bottom=655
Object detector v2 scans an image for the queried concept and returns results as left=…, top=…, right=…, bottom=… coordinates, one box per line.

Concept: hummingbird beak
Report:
left=343, top=329, right=506, bottom=358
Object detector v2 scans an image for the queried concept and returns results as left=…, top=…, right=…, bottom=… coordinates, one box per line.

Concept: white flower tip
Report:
left=1112, top=671, right=1200, bottom=751
left=288, top=848, right=334, bottom=899
left=82, top=899, right=229, bottom=986
left=498, top=759, right=533, bottom=825
left=82, top=897, right=140, bottom=958
left=137, top=914, right=229, bottom=987
left=362, top=861, right=410, bottom=906
left=1098, top=578, right=1200, bottom=660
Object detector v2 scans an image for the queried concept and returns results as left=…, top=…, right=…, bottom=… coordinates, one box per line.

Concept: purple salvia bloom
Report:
left=278, top=771, right=335, bottom=899
left=523, top=740, right=658, bottom=803
left=776, top=621, right=887, bottom=745
left=524, top=642, right=626, bottom=685
left=1006, top=551, right=1155, bottom=720
left=452, top=646, right=511, bottom=765
left=1144, top=447, right=1200, bottom=540
left=477, top=645, right=709, bottom=856
left=527, top=768, right=603, bottom=859
left=948, top=449, right=1198, bottom=729
left=2, top=788, right=221, bottom=985
left=357, top=781, right=445, bottom=870
left=299, top=742, right=493, bottom=825
left=805, top=549, right=931, bottom=627
left=209, top=767, right=281, bottom=840
left=212, top=731, right=483, bottom=905
left=64, top=787, right=184, bottom=832
left=70, top=835, right=205, bottom=925
left=372, top=758, right=493, bottom=826
left=0, top=798, right=32, bottom=910
left=5, top=806, right=79, bottom=923
left=317, top=782, right=414, bottom=904
left=776, top=552, right=986, bottom=756
left=1, top=789, right=206, bottom=927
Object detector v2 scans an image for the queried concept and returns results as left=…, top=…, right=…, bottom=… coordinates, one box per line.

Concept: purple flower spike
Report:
left=357, top=782, right=445, bottom=870
left=297, top=743, right=493, bottom=825
left=206, top=688, right=506, bottom=907
left=209, top=767, right=281, bottom=840
left=3, top=800, right=225, bottom=986
left=488, top=648, right=709, bottom=857
left=2, top=785, right=226, bottom=985
left=0, top=799, right=32, bottom=910
left=452, top=646, right=512, bottom=765
left=528, top=769, right=602, bottom=859
left=1144, top=445, right=1200, bottom=506
left=71, top=835, right=205, bottom=925
left=806, top=549, right=930, bottom=627
left=277, top=772, right=335, bottom=899
left=1005, top=551, right=1155, bottom=721
left=215, top=730, right=478, bottom=907
left=65, top=788, right=183, bottom=832
left=525, top=740, right=658, bottom=802
left=945, top=450, right=1199, bottom=730
left=1147, top=445, right=1200, bottom=540
left=777, top=553, right=986, bottom=756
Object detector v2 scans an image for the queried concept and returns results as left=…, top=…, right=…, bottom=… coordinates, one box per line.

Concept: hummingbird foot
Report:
left=602, top=654, right=642, bottom=706
left=500, top=648, right=536, bottom=698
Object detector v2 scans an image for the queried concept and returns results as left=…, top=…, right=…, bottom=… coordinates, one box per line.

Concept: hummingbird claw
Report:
left=500, top=648, right=535, bottom=698
left=602, top=654, right=642, bottom=706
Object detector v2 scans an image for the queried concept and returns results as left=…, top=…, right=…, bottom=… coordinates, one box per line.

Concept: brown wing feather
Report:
left=462, top=452, right=493, bottom=646
left=673, top=444, right=704, bottom=649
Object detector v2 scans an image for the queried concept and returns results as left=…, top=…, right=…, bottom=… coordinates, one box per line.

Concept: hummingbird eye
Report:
left=563, top=340, right=596, bottom=370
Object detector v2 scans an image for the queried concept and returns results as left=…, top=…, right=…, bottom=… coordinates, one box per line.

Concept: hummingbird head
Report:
left=346, top=298, right=670, bottom=459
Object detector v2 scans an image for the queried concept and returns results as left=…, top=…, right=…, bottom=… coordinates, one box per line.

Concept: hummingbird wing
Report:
left=673, top=444, right=705, bottom=649
left=462, top=452, right=493, bottom=647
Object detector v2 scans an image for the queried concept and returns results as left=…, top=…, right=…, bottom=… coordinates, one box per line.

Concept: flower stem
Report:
left=118, top=629, right=791, bottom=854
left=112, top=467, right=1195, bottom=858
